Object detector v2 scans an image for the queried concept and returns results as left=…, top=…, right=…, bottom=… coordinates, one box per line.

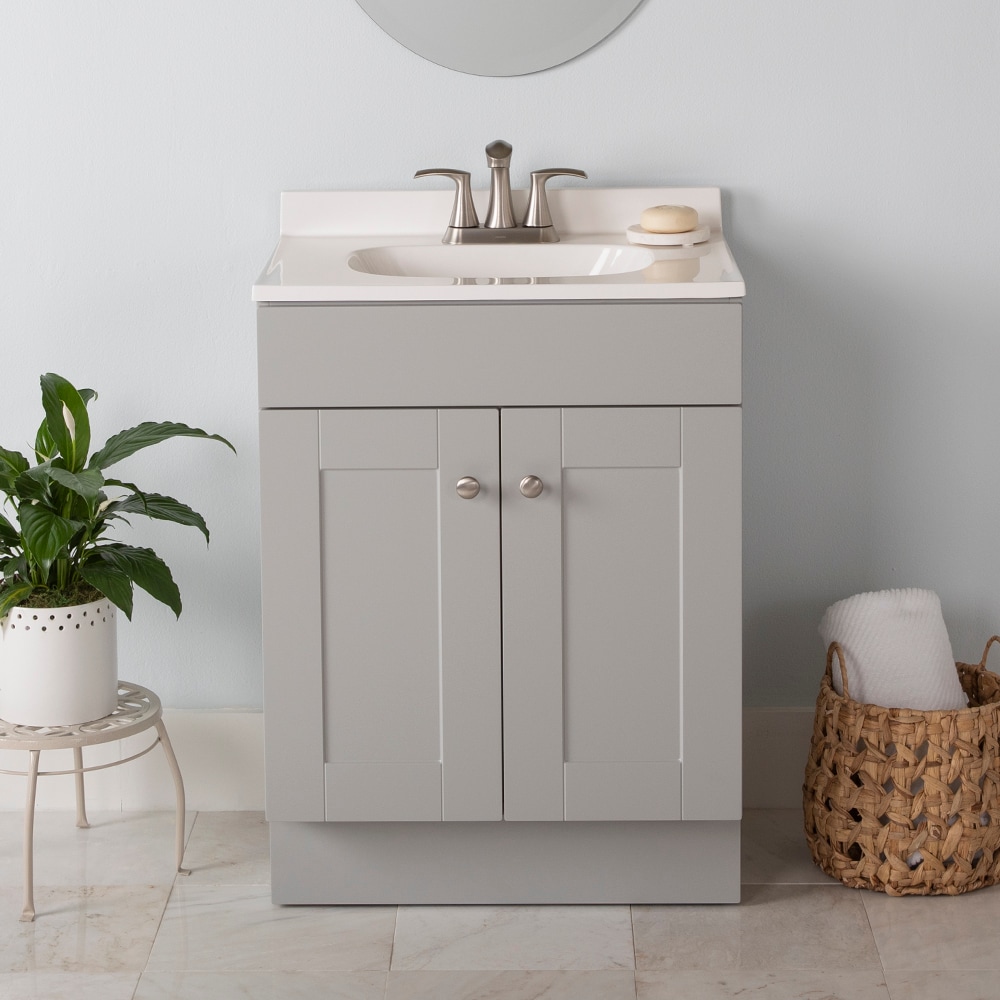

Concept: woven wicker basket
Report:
left=803, top=636, right=1000, bottom=895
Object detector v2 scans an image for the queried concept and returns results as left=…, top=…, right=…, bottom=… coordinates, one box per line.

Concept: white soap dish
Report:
left=626, top=224, right=710, bottom=247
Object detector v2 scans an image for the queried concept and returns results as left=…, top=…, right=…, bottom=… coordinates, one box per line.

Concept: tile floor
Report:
left=0, top=809, right=997, bottom=998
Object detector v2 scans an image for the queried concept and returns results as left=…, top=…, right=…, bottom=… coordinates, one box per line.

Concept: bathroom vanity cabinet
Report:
left=257, top=298, right=743, bottom=903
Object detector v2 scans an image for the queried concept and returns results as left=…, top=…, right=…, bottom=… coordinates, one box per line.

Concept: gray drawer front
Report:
left=258, top=302, right=741, bottom=408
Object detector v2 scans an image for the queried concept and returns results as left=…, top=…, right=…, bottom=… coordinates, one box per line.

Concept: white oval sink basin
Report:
left=349, top=243, right=655, bottom=279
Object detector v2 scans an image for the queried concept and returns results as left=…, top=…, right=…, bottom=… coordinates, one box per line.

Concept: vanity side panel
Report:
left=259, top=409, right=325, bottom=821
left=681, top=406, right=742, bottom=820
left=257, top=302, right=741, bottom=408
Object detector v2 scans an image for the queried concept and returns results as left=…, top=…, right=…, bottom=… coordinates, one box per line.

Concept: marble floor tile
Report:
left=133, top=970, right=387, bottom=999
left=884, top=970, right=1000, bottom=1000
left=742, top=808, right=830, bottom=884
left=3, top=808, right=984, bottom=989
left=862, top=884, right=1000, bottom=971
left=391, top=905, right=635, bottom=971
left=0, top=971, right=139, bottom=1000
left=386, top=969, right=637, bottom=1000
left=182, top=810, right=269, bottom=885
left=633, top=883, right=880, bottom=971
left=0, top=885, right=170, bottom=973
left=0, top=811, right=194, bottom=887
left=637, top=970, right=892, bottom=999
left=145, top=883, right=396, bottom=972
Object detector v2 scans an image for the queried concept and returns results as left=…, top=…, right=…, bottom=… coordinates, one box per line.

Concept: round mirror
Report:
left=356, top=0, right=644, bottom=77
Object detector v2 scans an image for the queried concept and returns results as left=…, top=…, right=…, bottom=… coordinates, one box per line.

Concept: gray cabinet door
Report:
left=263, top=404, right=739, bottom=826
left=501, top=407, right=741, bottom=822
left=318, top=408, right=502, bottom=821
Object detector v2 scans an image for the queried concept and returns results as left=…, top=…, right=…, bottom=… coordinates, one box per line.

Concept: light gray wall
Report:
left=1, top=2, right=998, bottom=708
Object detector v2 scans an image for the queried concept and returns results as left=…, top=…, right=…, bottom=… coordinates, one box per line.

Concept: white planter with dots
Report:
left=0, top=599, right=118, bottom=727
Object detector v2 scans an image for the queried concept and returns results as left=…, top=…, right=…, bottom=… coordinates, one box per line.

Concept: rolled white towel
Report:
left=818, top=588, right=968, bottom=710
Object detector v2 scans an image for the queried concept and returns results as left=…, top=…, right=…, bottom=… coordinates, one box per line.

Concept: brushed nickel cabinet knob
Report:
left=456, top=476, right=481, bottom=499
left=519, top=475, right=543, bottom=499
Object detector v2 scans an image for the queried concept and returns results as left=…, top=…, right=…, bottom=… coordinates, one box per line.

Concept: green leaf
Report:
left=0, top=446, right=30, bottom=475
left=103, top=478, right=144, bottom=494
left=0, top=446, right=30, bottom=493
left=89, top=422, right=235, bottom=471
left=47, top=466, right=105, bottom=506
left=40, top=374, right=92, bottom=473
left=0, top=511, right=20, bottom=548
left=12, top=469, right=49, bottom=503
left=118, top=545, right=182, bottom=617
left=85, top=544, right=181, bottom=618
left=18, top=503, right=82, bottom=566
left=78, top=559, right=133, bottom=619
left=0, top=581, right=35, bottom=619
left=34, top=420, right=56, bottom=463
left=2, top=554, right=28, bottom=580
left=102, top=492, right=210, bottom=543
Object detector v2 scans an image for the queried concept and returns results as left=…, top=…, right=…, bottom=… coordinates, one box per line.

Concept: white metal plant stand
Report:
left=0, top=682, right=188, bottom=921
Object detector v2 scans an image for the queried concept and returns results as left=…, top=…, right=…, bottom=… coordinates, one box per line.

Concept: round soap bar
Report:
left=640, top=204, right=699, bottom=234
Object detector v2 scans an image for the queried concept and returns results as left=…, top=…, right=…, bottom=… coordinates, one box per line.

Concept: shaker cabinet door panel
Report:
left=501, top=407, right=685, bottom=822
left=318, top=409, right=502, bottom=822
left=562, top=465, right=681, bottom=766
left=320, top=466, right=442, bottom=766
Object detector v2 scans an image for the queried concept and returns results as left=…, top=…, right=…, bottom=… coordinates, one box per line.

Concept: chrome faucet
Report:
left=415, top=140, right=587, bottom=245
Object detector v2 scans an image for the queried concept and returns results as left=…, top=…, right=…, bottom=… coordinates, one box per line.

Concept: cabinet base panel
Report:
left=270, top=820, right=740, bottom=904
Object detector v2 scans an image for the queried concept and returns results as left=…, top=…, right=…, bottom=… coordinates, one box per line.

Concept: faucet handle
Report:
left=523, top=168, right=588, bottom=230
left=414, top=169, right=480, bottom=229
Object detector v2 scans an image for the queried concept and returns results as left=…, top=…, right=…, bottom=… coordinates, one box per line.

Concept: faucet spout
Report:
left=484, top=140, right=516, bottom=229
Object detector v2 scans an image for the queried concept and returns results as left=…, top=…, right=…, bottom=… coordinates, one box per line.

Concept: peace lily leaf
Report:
left=87, top=544, right=181, bottom=618
left=90, top=422, right=235, bottom=471
left=93, top=479, right=144, bottom=535
left=40, top=373, right=92, bottom=473
left=79, top=558, right=134, bottom=619
left=47, top=467, right=105, bottom=506
left=104, top=493, right=210, bottom=543
left=13, top=468, right=51, bottom=503
left=34, top=420, right=56, bottom=463
left=0, top=511, right=20, bottom=548
left=18, top=503, right=82, bottom=567
left=120, top=545, right=181, bottom=617
left=0, top=581, right=35, bottom=620
left=2, top=554, right=28, bottom=578
left=103, top=478, right=144, bottom=495
left=0, top=446, right=29, bottom=492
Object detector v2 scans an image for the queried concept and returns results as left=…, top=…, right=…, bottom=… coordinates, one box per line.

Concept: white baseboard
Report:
left=0, top=710, right=264, bottom=812
left=0, top=707, right=813, bottom=812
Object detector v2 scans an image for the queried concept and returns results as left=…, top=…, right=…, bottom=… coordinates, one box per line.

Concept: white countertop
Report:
left=253, top=188, right=745, bottom=303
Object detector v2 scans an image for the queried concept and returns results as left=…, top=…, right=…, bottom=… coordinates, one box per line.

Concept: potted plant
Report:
left=0, top=373, right=235, bottom=726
